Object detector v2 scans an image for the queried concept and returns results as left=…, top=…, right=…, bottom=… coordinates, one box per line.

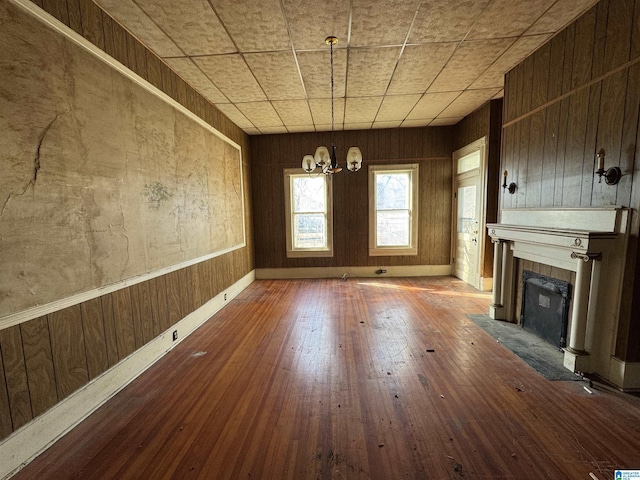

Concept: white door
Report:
left=452, top=138, right=486, bottom=290
left=454, top=175, right=481, bottom=288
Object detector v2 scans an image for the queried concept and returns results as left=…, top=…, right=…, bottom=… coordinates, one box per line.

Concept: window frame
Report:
left=284, top=169, right=334, bottom=258
left=368, top=163, right=419, bottom=256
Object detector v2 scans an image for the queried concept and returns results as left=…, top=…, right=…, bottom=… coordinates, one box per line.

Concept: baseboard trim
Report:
left=255, top=265, right=452, bottom=280
left=0, top=270, right=255, bottom=480
left=609, top=356, right=640, bottom=390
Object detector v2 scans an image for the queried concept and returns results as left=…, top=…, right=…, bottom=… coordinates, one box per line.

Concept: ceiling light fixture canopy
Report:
left=302, top=36, right=362, bottom=175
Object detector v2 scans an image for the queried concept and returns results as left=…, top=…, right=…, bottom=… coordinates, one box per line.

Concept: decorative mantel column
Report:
left=564, top=251, right=602, bottom=373
left=489, top=239, right=504, bottom=319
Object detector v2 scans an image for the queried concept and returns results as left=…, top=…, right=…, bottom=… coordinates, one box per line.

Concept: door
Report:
left=454, top=176, right=481, bottom=288
left=452, top=139, right=486, bottom=290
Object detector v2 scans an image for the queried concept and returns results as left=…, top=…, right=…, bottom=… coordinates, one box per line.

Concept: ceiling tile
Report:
left=244, top=52, right=306, bottom=100
left=387, top=43, right=457, bottom=95
left=470, top=35, right=551, bottom=89
left=297, top=49, right=347, bottom=98
left=287, top=124, right=316, bottom=133
left=376, top=94, right=422, bottom=121
left=194, top=55, right=266, bottom=102
left=437, top=88, right=501, bottom=118
left=345, top=97, right=383, bottom=124
left=282, top=0, right=350, bottom=51
left=402, top=119, right=433, bottom=127
left=347, top=47, right=401, bottom=96
left=527, top=0, right=599, bottom=34
left=243, top=127, right=261, bottom=135
left=236, top=102, right=283, bottom=128
left=344, top=122, right=373, bottom=130
left=428, top=39, right=515, bottom=92
left=164, top=58, right=229, bottom=104
left=210, top=0, right=289, bottom=52
left=373, top=120, right=403, bottom=129
left=406, top=91, right=459, bottom=120
left=215, top=103, right=254, bottom=128
left=95, top=0, right=182, bottom=57
left=259, top=126, right=289, bottom=134
left=272, top=100, right=314, bottom=126
left=429, top=117, right=463, bottom=126
left=134, top=0, right=236, bottom=56
left=350, top=0, right=422, bottom=46
left=492, top=89, right=504, bottom=99
left=466, top=0, right=556, bottom=40
left=309, top=98, right=345, bottom=126
left=409, top=0, right=492, bottom=43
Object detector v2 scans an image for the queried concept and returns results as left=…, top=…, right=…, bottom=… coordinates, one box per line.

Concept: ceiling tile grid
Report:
left=94, top=0, right=599, bottom=134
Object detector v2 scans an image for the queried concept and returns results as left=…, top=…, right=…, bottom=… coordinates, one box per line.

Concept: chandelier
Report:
left=302, top=36, right=363, bottom=174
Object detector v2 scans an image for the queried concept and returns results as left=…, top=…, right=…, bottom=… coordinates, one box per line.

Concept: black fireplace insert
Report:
left=521, top=270, right=572, bottom=349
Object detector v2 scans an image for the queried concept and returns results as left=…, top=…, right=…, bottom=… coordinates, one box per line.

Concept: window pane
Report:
left=457, top=150, right=480, bottom=174
left=293, top=177, right=325, bottom=212
left=376, top=173, right=409, bottom=210
left=294, top=213, right=326, bottom=248
left=457, top=185, right=476, bottom=233
left=376, top=210, right=409, bottom=246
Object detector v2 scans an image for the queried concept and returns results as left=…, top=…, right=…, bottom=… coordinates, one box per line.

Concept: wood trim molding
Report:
left=255, top=265, right=452, bottom=279
left=0, top=270, right=255, bottom=480
left=0, top=244, right=246, bottom=331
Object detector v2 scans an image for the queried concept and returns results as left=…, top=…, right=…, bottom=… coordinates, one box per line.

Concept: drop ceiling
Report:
left=95, top=0, right=598, bottom=135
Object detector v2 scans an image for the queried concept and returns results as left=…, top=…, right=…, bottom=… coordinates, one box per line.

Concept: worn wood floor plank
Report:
left=13, top=278, right=640, bottom=480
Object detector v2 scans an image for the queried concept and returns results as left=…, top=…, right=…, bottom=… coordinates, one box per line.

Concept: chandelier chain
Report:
left=330, top=38, right=335, bottom=135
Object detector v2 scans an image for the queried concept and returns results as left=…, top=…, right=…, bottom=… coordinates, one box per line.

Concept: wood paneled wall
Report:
left=501, top=0, right=640, bottom=361
left=454, top=99, right=503, bottom=278
left=0, top=0, right=254, bottom=441
left=250, top=128, right=454, bottom=269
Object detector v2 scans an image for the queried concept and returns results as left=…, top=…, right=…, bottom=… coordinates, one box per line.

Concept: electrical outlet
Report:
left=224, top=293, right=227, bottom=301
left=172, top=330, right=178, bottom=341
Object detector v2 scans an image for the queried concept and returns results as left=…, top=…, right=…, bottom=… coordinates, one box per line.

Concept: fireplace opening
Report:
left=521, top=271, right=572, bottom=349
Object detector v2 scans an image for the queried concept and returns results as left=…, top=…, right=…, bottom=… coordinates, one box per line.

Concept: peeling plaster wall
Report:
left=0, top=0, right=245, bottom=319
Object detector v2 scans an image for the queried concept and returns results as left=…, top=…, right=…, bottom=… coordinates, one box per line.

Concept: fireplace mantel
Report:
left=486, top=207, right=634, bottom=388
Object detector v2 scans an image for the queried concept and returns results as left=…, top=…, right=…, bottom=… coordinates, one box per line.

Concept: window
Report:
left=369, top=164, right=418, bottom=256
left=284, top=169, right=333, bottom=257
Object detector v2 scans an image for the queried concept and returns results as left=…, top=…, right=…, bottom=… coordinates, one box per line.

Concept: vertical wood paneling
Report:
left=20, top=317, right=57, bottom=417
left=0, top=326, right=32, bottom=430
left=540, top=103, right=560, bottom=206
left=595, top=70, right=628, bottom=206
left=580, top=84, right=602, bottom=204
left=101, top=293, right=120, bottom=367
left=571, top=8, right=597, bottom=89
left=150, top=275, right=171, bottom=334
left=531, top=43, right=550, bottom=109
left=111, top=289, right=136, bottom=359
left=49, top=306, right=89, bottom=400
left=0, top=352, right=13, bottom=438
left=166, top=270, right=183, bottom=327
left=65, top=0, right=82, bottom=34
left=251, top=128, right=454, bottom=269
left=553, top=98, right=571, bottom=206
left=547, top=32, right=566, bottom=101
left=525, top=111, right=545, bottom=206
left=603, top=0, right=634, bottom=71
left=78, top=0, right=104, bottom=50
left=562, top=90, right=590, bottom=206
left=80, top=298, right=109, bottom=380
left=133, top=282, right=155, bottom=345
left=41, top=0, right=69, bottom=24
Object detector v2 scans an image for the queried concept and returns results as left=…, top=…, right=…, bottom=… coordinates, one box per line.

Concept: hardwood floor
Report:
left=13, top=277, right=640, bottom=479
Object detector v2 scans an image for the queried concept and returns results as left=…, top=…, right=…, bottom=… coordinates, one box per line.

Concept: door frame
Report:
left=451, top=137, right=488, bottom=291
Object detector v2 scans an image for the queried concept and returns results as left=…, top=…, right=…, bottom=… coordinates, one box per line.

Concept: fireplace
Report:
left=521, top=271, right=571, bottom=349
left=486, top=207, right=637, bottom=389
